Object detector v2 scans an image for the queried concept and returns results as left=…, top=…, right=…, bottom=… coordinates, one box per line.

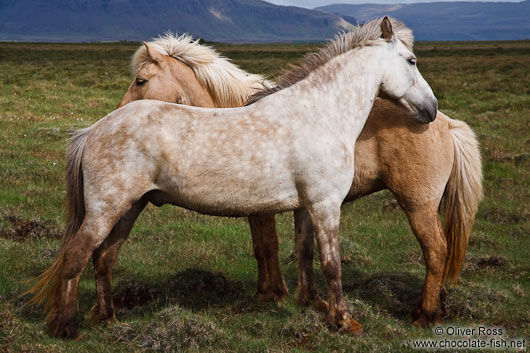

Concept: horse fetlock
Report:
left=411, top=306, right=442, bottom=327
left=324, top=311, right=362, bottom=335
left=337, top=317, right=364, bottom=336
left=324, top=306, right=363, bottom=335
left=47, top=316, right=80, bottom=340
left=272, top=279, right=290, bottom=299
left=310, top=296, right=329, bottom=313
left=256, top=276, right=287, bottom=302
left=89, top=303, right=116, bottom=325
left=256, top=288, right=287, bottom=303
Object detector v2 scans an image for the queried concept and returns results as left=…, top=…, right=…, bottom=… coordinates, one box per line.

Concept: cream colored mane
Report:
left=131, top=32, right=272, bottom=107
left=247, top=17, right=413, bottom=104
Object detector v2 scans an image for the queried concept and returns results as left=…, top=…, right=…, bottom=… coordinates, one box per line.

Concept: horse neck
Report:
left=267, top=45, right=385, bottom=140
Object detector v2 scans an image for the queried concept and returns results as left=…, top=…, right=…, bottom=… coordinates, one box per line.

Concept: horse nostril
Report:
left=429, top=100, right=438, bottom=121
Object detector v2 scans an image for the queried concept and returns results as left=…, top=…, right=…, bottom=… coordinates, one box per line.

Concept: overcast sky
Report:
left=267, top=0, right=521, bottom=8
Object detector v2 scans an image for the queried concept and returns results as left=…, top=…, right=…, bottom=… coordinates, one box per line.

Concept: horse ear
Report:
left=143, top=42, right=164, bottom=62
left=381, top=16, right=393, bottom=40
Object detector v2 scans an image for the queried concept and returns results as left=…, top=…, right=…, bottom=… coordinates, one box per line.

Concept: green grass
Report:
left=0, top=40, right=529, bottom=352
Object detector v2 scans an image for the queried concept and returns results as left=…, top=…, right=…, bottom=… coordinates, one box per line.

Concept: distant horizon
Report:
left=0, top=0, right=527, bottom=42
left=266, top=0, right=523, bottom=8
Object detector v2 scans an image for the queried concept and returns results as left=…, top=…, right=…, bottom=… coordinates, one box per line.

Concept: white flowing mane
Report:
left=247, top=17, right=414, bottom=104
left=131, top=33, right=272, bottom=107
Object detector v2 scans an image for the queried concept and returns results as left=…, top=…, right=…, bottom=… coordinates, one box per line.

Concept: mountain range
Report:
left=317, top=1, right=530, bottom=41
left=0, top=0, right=354, bottom=42
left=0, top=0, right=528, bottom=42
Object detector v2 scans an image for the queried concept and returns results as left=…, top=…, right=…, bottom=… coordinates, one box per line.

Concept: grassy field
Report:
left=0, top=40, right=529, bottom=352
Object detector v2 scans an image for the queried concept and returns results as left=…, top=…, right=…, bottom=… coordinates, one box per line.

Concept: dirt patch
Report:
left=509, top=224, right=529, bottom=238
left=491, top=152, right=530, bottom=165
left=168, top=268, right=244, bottom=300
left=343, top=272, right=421, bottom=318
left=113, top=279, right=155, bottom=310
left=463, top=254, right=508, bottom=274
left=477, top=255, right=508, bottom=268
left=482, top=207, right=529, bottom=224
left=468, top=232, right=499, bottom=248
left=0, top=214, right=62, bottom=242
left=113, top=269, right=244, bottom=311
left=496, top=317, right=530, bottom=330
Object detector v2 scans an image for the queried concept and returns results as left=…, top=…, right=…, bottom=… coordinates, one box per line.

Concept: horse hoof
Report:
left=411, top=309, right=442, bottom=327
left=310, top=297, right=329, bottom=313
left=413, top=317, right=431, bottom=328
left=338, top=318, right=364, bottom=336
left=48, top=320, right=81, bottom=340
left=89, top=312, right=118, bottom=325
left=256, top=289, right=288, bottom=303
left=324, top=313, right=363, bottom=336
left=296, top=293, right=328, bottom=313
left=89, top=304, right=117, bottom=325
left=410, top=307, right=421, bottom=321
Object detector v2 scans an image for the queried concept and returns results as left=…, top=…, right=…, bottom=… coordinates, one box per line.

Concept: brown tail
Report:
left=24, top=128, right=90, bottom=321
left=441, top=116, right=483, bottom=283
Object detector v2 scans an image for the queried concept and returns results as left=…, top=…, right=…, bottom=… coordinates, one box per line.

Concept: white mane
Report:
left=131, top=32, right=272, bottom=107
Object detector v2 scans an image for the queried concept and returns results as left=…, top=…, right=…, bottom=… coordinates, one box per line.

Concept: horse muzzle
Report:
left=413, top=98, right=438, bottom=124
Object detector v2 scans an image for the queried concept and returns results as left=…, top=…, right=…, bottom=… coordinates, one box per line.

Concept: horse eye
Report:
left=136, top=78, right=147, bottom=86
left=408, top=58, right=417, bottom=65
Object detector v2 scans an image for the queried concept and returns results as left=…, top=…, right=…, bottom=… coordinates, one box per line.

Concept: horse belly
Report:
left=159, top=178, right=299, bottom=217
left=154, top=160, right=300, bottom=217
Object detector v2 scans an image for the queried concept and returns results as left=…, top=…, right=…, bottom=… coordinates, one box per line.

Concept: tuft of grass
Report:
left=110, top=306, right=229, bottom=352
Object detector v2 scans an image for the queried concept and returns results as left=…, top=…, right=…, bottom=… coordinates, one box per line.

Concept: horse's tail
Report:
left=441, top=116, right=483, bottom=283
left=24, top=128, right=90, bottom=319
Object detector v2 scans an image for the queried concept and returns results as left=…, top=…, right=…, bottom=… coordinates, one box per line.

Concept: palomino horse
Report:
left=117, top=33, right=482, bottom=326
left=27, top=17, right=438, bottom=339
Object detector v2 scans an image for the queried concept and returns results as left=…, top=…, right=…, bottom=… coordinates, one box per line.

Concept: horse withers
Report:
left=28, top=18, right=438, bottom=339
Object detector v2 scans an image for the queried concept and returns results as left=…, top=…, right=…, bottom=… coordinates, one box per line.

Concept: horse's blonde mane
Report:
left=131, top=32, right=272, bottom=107
left=247, top=17, right=413, bottom=104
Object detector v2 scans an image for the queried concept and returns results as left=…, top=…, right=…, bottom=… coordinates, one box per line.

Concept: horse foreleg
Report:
left=248, top=214, right=288, bottom=302
left=47, top=211, right=119, bottom=340
left=309, top=203, right=363, bottom=335
left=294, top=209, right=328, bottom=312
left=405, top=206, right=447, bottom=327
left=90, top=199, right=147, bottom=324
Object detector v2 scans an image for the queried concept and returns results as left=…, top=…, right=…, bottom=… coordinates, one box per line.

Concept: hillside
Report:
left=317, top=1, right=530, bottom=41
left=0, top=0, right=354, bottom=43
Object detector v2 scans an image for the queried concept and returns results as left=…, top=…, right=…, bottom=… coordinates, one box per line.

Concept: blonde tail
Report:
left=441, top=117, right=483, bottom=283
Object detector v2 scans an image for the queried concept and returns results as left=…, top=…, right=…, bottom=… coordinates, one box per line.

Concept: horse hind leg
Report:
left=46, top=204, right=133, bottom=339
left=89, top=199, right=147, bottom=324
left=404, top=204, right=447, bottom=327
